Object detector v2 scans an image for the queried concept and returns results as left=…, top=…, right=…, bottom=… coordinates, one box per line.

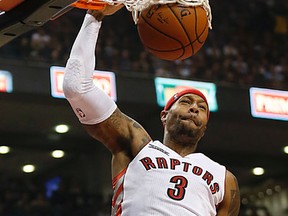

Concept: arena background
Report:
left=0, top=0, right=288, bottom=215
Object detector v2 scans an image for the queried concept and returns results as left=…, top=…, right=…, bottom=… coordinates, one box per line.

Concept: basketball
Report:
left=137, top=4, right=209, bottom=61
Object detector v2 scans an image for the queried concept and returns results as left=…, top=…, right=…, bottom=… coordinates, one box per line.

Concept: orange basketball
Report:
left=137, top=4, right=209, bottom=61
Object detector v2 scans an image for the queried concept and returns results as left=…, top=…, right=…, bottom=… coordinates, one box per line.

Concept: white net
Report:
left=104, top=0, right=212, bottom=28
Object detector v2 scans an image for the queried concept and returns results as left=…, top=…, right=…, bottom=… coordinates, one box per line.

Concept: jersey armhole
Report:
left=216, top=168, right=228, bottom=209
left=112, top=140, right=153, bottom=188
left=112, top=167, right=128, bottom=189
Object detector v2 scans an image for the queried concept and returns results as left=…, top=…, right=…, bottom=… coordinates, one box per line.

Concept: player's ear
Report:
left=160, top=110, right=168, bottom=127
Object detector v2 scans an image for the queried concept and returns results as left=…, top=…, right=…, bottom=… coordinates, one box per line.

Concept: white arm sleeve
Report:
left=63, top=13, right=117, bottom=125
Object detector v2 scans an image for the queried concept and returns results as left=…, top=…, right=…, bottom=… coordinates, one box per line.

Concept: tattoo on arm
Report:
left=228, top=176, right=240, bottom=216
left=109, top=114, right=121, bottom=130
left=110, top=111, right=151, bottom=153
left=133, top=121, right=151, bottom=148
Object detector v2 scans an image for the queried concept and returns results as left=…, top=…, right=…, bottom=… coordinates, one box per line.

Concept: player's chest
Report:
left=130, top=152, right=220, bottom=196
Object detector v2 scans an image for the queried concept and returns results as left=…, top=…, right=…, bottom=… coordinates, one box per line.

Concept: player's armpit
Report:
left=216, top=170, right=240, bottom=216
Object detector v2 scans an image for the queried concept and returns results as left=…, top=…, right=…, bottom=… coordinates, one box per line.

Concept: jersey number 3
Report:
left=167, top=175, right=188, bottom=200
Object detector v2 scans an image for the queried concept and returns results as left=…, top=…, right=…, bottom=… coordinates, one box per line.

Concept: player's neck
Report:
left=163, top=136, right=198, bottom=157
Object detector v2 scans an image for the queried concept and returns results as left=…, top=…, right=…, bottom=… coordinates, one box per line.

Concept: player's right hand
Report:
left=88, top=3, right=124, bottom=20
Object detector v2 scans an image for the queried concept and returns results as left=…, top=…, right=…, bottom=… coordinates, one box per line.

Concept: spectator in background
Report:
left=30, top=28, right=51, bottom=60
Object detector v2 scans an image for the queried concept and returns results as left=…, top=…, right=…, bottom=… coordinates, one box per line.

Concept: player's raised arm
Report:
left=216, top=171, right=240, bottom=216
left=63, top=5, right=151, bottom=157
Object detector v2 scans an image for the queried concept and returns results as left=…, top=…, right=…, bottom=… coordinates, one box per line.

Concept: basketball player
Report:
left=63, top=5, right=240, bottom=216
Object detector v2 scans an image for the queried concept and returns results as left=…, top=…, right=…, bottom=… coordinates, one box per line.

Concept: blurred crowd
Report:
left=0, top=176, right=111, bottom=216
left=0, top=0, right=288, bottom=90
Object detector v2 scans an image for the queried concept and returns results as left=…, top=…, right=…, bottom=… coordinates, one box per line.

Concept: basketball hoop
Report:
left=71, top=0, right=212, bottom=28
left=51, top=0, right=110, bottom=20
left=72, top=0, right=108, bottom=10
left=123, top=0, right=212, bottom=28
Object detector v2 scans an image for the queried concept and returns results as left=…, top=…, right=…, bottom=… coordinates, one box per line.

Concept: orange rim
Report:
left=0, top=0, right=24, bottom=11
left=72, top=0, right=107, bottom=10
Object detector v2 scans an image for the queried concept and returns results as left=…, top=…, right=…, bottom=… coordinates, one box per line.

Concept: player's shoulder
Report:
left=225, top=170, right=238, bottom=183
left=197, top=153, right=225, bottom=167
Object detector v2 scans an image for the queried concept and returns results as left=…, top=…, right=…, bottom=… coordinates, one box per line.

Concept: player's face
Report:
left=162, top=94, right=208, bottom=141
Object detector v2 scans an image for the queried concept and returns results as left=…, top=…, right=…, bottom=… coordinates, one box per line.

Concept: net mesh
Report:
left=104, top=0, right=212, bottom=28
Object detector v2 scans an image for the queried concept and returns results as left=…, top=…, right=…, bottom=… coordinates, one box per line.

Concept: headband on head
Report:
left=163, top=88, right=210, bottom=119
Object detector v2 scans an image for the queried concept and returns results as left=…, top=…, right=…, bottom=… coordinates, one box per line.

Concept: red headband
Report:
left=164, top=88, right=210, bottom=119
